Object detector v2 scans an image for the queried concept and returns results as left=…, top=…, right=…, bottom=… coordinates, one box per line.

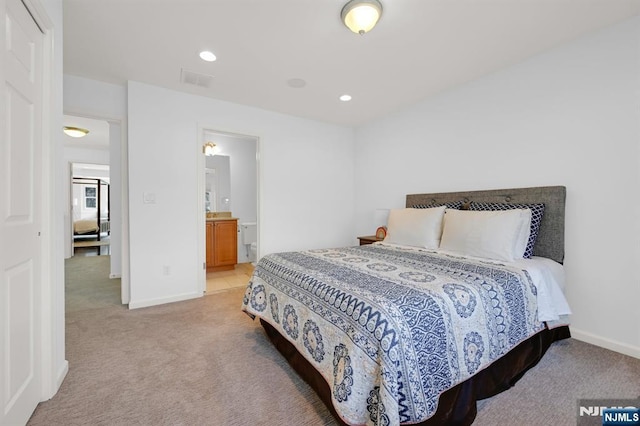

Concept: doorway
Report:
left=71, top=163, right=111, bottom=257
left=62, top=112, right=128, bottom=304
left=63, top=114, right=111, bottom=260
left=199, top=129, right=259, bottom=294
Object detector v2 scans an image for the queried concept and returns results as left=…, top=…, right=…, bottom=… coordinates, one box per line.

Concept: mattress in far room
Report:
left=73, top=219, right=99, bottom=234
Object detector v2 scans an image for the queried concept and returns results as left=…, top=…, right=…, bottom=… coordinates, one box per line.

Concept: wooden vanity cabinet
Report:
left=206, top=219, right=238, bottom=271
left=206, top=222, right=215, bottom=268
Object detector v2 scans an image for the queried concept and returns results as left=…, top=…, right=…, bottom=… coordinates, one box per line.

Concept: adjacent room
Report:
left=1, top=1, right=639, bottom=425
left=71, top=170, right=110, bottom=256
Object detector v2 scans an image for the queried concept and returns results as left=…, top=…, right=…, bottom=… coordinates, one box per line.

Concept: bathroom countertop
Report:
left=206, top=217, right=238, bottom=222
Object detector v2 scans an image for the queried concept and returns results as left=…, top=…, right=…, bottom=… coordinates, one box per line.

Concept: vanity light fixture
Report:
left=203, top=141, right=218, bottom=156
left=63, top=126, right=89, bottom=138
left=341, top=0, right=383, bottom=35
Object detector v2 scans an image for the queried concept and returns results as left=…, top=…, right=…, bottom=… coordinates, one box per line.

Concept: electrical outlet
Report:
left=162, top=265, right=170, bottom=275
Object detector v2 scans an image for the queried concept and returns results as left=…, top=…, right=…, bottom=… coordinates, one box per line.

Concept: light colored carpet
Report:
left=28, top=256, right=640, bottom=425
left=64, top=255, right=120, bottom=313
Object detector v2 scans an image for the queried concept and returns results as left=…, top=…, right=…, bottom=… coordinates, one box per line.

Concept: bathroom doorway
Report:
left=198, top=129, right=259, bottom=295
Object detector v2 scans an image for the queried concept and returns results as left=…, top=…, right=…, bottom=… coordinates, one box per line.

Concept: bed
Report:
left=73, top=219, right=100, bottom=235
left=72, top=177, right=110, bottom=242
left=241, top=186, right=570, bottom=426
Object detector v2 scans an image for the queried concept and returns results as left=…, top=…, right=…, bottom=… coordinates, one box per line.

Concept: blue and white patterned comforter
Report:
left=241, top=244, right=550, bottom=426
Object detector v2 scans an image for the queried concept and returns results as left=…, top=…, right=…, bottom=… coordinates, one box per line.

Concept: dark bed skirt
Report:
left=260, top=319, right=570, bottom=426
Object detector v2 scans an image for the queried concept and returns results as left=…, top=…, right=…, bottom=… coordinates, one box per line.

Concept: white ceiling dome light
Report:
left=63, top=126, right=90, bottom=138
left=341, top=0, right=383, bottom=35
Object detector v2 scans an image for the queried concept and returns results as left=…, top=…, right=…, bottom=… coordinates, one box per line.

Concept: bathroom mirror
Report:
left=205, top=155, right=231, bottom=212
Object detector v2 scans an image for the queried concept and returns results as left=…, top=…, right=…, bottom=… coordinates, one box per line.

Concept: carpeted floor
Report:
left=27, top=256, right=640, bottom=426
left=64, top=255, right=120, bottom=313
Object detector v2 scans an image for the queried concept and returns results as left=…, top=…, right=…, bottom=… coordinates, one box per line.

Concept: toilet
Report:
left=241, top=222, right=257, bottom=263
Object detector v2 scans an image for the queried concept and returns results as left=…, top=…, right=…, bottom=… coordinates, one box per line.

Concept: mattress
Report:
left=73, top=219, right=99, bottom=234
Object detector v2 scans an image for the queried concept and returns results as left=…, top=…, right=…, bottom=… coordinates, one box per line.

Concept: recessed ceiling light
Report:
left=199, top=50, right=217, bottom=62
left=339, top=94, right=352, bottom=102
left=287, top=78, right=307, bottom=88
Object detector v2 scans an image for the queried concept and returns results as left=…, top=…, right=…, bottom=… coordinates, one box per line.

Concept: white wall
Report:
left=354, top=17, right=640, bottom=357
left=63, top=75, right=127, bottom=280
left=64, top=75, right=128, bottom=116
left=127, top=81, right=355, bottom=308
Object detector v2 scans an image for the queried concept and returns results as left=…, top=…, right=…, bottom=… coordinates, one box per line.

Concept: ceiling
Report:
left=63, top=0, right=640, bottom=127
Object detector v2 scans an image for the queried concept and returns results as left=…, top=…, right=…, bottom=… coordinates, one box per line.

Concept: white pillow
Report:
left=439, top=208, right=532, bottom=262
left=514, top=209, right=532, bottom=259
left=383, top=206, right=446, bottom=249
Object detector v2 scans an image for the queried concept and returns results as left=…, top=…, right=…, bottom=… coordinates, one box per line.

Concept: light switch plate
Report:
left=143, top=192, right=156, bottom=204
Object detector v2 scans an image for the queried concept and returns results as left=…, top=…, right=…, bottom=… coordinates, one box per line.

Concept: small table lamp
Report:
left=374, top=208, right=390, bottom=239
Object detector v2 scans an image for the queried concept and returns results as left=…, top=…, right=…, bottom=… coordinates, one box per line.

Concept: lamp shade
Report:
left=341, top=0, right=382, bottom=35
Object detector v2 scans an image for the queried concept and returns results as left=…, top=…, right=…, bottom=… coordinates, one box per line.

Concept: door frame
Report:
left=68, top=162, right=111, bottom=253
left=196, top=126, right=260, bottom=294
left=62, top=111, right=130, bottom=304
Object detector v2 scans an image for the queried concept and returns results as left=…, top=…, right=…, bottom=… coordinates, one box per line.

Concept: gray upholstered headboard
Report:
left=406, top=186, right=566, bottom=264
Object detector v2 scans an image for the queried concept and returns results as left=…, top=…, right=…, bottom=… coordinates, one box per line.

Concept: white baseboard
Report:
left=43, top=360, right=68, bottom=400
left=55, top=360, right=69, bottom=390
left=128, top=291, right=201, bottom=309
left=570, top=328, right=640, bottom=359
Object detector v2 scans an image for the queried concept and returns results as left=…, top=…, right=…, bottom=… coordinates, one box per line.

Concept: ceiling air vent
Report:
left=180, top=68, right=213, bottom=88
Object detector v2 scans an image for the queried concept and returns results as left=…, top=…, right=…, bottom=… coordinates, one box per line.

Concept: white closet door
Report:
left=0, top=0, right=44, bottom=424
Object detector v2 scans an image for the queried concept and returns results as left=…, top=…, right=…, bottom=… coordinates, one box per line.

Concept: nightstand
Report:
left=358, top=235, right=383, bottom=245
